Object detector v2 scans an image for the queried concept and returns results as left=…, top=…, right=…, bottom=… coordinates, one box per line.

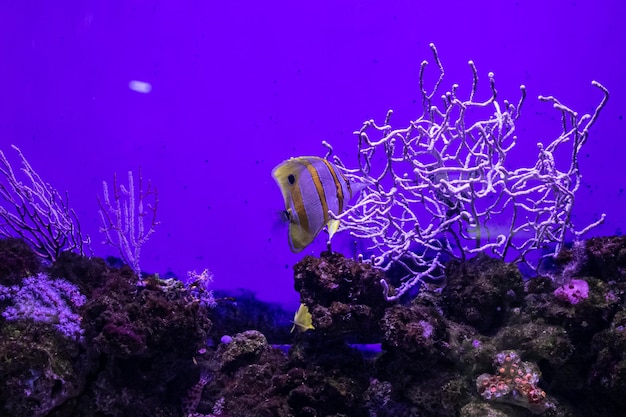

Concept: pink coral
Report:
left=477, top=350, right=552, bottom=414
left=554, top=279, right=589, bottom=304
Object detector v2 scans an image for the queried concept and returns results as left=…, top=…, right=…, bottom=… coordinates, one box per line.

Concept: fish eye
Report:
left=287, top=174, right=296, bottom=185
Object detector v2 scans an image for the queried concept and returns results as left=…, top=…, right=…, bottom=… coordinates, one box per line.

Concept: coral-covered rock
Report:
left=294, top=251, right=388, bottom=337
left=48, top=251, right=110, bottom=298
left=4, top=233, right=626, bottom=417
left=54, top=255, right=214, bottom=417
left=363, top=378, right=406, bottom=417
left=380, top=303, right=449, bottom=359
left=0, top=321, right=92, bottom=417
left=582, top=236, right=626, bottom=282
left=202, top=327, right=378, bottom=417
left=491, top=322, right=575, bottom=369
left=404, top=373, right=473, bottom=417
left=525, top=276, right=621, bottom=342
left=216, top=330, right=270, bottom=373
left=0, top=237, right=40, bottom=286
left=443, top=254, right=524, bottom=333
left=554, top=279, right=589, bottom=304
left=82, top=271, right=213, bottom=359
left=476, top=350, right=553, bottom=414
left=460, top=401, right=512, bottom=417
left=589, top=310, right=626, bottom=410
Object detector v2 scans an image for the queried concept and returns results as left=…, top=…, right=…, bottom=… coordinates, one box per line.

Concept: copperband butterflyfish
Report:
left=272, top=156, right=364, bottom=252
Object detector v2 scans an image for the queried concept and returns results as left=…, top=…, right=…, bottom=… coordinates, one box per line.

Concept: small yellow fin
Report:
left=290, top=303, right=314, bottom=333
left=327, top=219, right=340, bottom=240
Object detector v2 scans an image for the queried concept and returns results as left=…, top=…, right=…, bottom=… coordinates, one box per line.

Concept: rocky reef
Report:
left=1, top=235, right=626, bottom=416
left=0, top=238, right=213, bottom=417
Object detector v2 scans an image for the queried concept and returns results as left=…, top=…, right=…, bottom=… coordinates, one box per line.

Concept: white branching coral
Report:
left=327, top=43, right=609, bottom=301
left=98, top=169, right=159, bottom=278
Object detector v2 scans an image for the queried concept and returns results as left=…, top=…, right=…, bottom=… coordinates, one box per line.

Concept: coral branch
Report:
left=98, top=168, right=159, bottom=278
left=0, top=145, right=89, bottom=262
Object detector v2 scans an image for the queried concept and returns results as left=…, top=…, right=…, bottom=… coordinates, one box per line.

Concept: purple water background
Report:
left=1, top=1, right=624, bottom=309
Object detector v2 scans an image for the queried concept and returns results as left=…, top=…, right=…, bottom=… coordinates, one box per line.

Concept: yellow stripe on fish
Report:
left=272, top=156, right=361, bottom=252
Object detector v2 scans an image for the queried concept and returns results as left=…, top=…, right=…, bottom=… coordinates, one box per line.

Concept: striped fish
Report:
left=272, top=156, right=361, bottom=252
